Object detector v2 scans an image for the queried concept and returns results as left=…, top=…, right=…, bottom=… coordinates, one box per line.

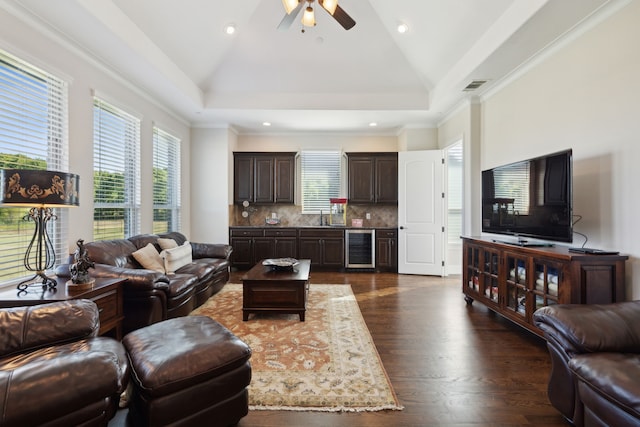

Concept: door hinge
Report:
left=442, top=192, right=445, bottom=198
left=441, top=158, right=445, bottom=164
left=442, top=260, right=445, bottom=266
left=442, top=226, right=445, bottom=232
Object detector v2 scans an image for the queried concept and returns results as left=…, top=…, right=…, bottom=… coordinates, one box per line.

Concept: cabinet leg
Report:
left=464, top=295, right=474, bottom=305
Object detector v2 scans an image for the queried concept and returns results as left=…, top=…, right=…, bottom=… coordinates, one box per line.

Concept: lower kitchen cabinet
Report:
left=375, top=229, right=397, bottom=272
left=229, top=227, right=350, bottom=271
left=298, top=228, right=345, bottom=270
left=230, top=227, right=297, bottom=269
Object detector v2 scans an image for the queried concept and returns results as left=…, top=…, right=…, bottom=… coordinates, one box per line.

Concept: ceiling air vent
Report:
left=463, top=80, right=487, bottom=92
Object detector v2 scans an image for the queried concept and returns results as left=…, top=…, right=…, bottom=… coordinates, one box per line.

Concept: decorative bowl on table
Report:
left=262, top=258, right=299, bottom=271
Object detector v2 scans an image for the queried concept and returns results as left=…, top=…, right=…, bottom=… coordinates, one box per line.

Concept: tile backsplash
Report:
left=229, top=204, right=398, bottom=228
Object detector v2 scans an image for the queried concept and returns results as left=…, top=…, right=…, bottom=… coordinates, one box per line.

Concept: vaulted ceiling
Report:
left=4, top=0, right=612, bottom=133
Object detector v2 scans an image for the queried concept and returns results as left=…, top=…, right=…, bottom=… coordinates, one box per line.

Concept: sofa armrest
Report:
left=190, top=242, right=233, bottom=260
left=57, top=263, right=171, bottom=293
left=0, top=299, right=99, bottom=358
left=534, top=301, right=640, bottom=355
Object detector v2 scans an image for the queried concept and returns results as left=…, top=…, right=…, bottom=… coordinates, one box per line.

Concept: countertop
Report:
left=229, top=225, right=397, bottom=230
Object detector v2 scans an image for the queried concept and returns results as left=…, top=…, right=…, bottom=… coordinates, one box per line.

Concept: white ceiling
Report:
left=4, top=0, right=612, bottom=134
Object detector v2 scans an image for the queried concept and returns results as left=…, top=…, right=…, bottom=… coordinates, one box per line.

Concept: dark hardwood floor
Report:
left=112, top=271, right=569, bottom=426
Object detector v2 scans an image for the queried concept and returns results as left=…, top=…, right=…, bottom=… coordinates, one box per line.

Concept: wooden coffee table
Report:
left=242, top=259, right=311, bottom=321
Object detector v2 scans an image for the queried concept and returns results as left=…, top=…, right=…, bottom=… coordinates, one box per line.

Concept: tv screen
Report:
left=481, top=149, right=573, bottom=244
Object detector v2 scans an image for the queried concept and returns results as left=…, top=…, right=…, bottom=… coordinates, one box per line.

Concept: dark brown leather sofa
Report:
left=0, top=299, right=129, bottom=426
left=58, top=232, right=232, bottom=335
left=534, top=301, right=640, bottom=426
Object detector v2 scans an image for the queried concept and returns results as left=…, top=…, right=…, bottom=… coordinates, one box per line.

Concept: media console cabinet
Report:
left=462, top=236, right=628, bottom=337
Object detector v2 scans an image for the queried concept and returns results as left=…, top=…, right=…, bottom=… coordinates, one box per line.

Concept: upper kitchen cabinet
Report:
left=234, top=152, right=296, bottom=204
left=347, top=153, right=398, bottom=204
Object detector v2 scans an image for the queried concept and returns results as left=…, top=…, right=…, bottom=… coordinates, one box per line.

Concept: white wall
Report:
left=236, top=133, right=398, bottom=153
left=0, top=8, right=191, bottom=254
left=190, top=128, right=234, bottom=243
left=442, top=1, right=640, bottom=298
left=398, top=128, right=438, bottom=151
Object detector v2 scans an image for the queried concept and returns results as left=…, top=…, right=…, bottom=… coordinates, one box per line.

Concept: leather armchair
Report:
left=0, top=299, right=129, bottom=427
left=534, top=301, right=640, bottom=426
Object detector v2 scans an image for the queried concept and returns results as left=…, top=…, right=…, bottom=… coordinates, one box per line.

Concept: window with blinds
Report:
left=493, top=161, right=530, bottom=215
left=447, top=143, right=463, bottom=245
left=300, top=150, right=342, bottom=214
left=0, top=49, right=69, bottom=284
left=152, top=127, right=181, bottom=233
left=93, top=97, right=140, bottom=240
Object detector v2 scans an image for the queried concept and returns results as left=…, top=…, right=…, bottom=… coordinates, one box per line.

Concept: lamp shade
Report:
left=282, top=0, right=299, bottom=15
left=302, top=6, right=316, bottom=27
left=0, top=169, right=79, bottom=207
left=320, top=0, right=338, bottom=15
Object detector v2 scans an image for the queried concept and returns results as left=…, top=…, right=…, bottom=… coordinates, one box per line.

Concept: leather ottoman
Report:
left=123, top=316, right=252, bottom=427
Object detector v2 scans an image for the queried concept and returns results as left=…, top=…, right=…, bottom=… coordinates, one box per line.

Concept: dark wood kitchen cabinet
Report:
left=234, top=152, right=295, bottom=204
left=298, top=228, right=345, bottom=270
left=376, top=229, right=397, bottom=272
left=229, top=227, right=298, bottom=269
left=347, top=152, right=398, bottom=204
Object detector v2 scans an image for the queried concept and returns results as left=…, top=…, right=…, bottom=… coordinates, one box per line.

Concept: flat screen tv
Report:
left=481, top=149, right=573, bottom=244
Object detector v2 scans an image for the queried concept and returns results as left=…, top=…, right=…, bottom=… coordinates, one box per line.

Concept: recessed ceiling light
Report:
left=397, top=23, right=409, bottom=34
left=369, top=122, right=378, bottom=127
left=223, top=23, right=236, bottom=35
left=262, top=122, right=271, bottom=127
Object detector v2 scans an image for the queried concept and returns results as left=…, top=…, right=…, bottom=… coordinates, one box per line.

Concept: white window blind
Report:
left=493, top=161, right=530, bottom=215
left=0, top=49, right=69, bottom=284
left=447, top=143, right=463, bottom=244
left=152, top=126, right=181, bottom=233
left=93, top=97, right=140, bottom=240
left=300, top=150, right=342, bottom=214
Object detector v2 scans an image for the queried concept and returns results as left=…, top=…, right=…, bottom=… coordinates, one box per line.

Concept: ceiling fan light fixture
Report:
left=282, top=0, right=300, bottom=14
left=302, top=6, right=316, bottom=27
left=320, top=0, right=338, bottom=15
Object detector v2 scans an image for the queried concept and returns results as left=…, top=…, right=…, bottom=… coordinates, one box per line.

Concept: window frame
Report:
left=0, top=49, right=69, bottom=285
left=152, top=126, right=181, bottom=233
left=92, top=96, right=141, bottom=240
left=299, top=150, right=344, bottom=214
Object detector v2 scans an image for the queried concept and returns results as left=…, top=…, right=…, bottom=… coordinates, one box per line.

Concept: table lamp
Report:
left=0, top=169, right=79, bottom=292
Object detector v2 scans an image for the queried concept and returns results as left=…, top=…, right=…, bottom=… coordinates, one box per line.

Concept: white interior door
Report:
left=398, top=150, right=445, bottom=275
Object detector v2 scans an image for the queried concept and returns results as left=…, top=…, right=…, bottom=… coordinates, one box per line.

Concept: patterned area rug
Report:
left=191, top=283, right=403, bottom=412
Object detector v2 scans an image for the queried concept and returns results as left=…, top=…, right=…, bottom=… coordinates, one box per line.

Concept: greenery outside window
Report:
left=152, top=127, right=181, bottom=233
left=93, top=97, right=140, bottom=240
left=0, top=49, right=69, bottom=284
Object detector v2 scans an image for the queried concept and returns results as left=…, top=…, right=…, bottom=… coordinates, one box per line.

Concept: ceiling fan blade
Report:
left=331, top=4, right=356, bottom=30
left=277, top=1, right=304, bottom=31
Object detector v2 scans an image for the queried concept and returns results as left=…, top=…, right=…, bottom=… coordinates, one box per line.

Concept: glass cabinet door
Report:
left=481, top=249, right=500, bottom=303
left=465, top=245, right=481, bottom=293
left=505, top=253, right=528, bottom=318
left=532, top=259, right=561, bottom=311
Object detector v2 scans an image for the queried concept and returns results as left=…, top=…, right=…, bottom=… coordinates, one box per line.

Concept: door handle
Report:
left=399, top=226, right=406, bottom=230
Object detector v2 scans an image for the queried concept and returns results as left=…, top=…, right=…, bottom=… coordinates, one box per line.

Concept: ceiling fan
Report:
left=279, top=0, right=356, bottom=31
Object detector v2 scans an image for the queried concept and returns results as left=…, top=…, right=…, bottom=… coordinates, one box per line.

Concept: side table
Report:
left=0, top=277, right=125, bottom=340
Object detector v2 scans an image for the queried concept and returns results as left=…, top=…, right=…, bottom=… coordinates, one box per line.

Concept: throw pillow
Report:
left=157, top=238, right=179, bottom=250
left=132, top=243, right=165, bottom=273
left=161, top=241, right=192, bottom=274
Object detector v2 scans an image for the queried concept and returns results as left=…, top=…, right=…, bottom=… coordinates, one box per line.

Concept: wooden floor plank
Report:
left=235, top=271, right=567, bottom=427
